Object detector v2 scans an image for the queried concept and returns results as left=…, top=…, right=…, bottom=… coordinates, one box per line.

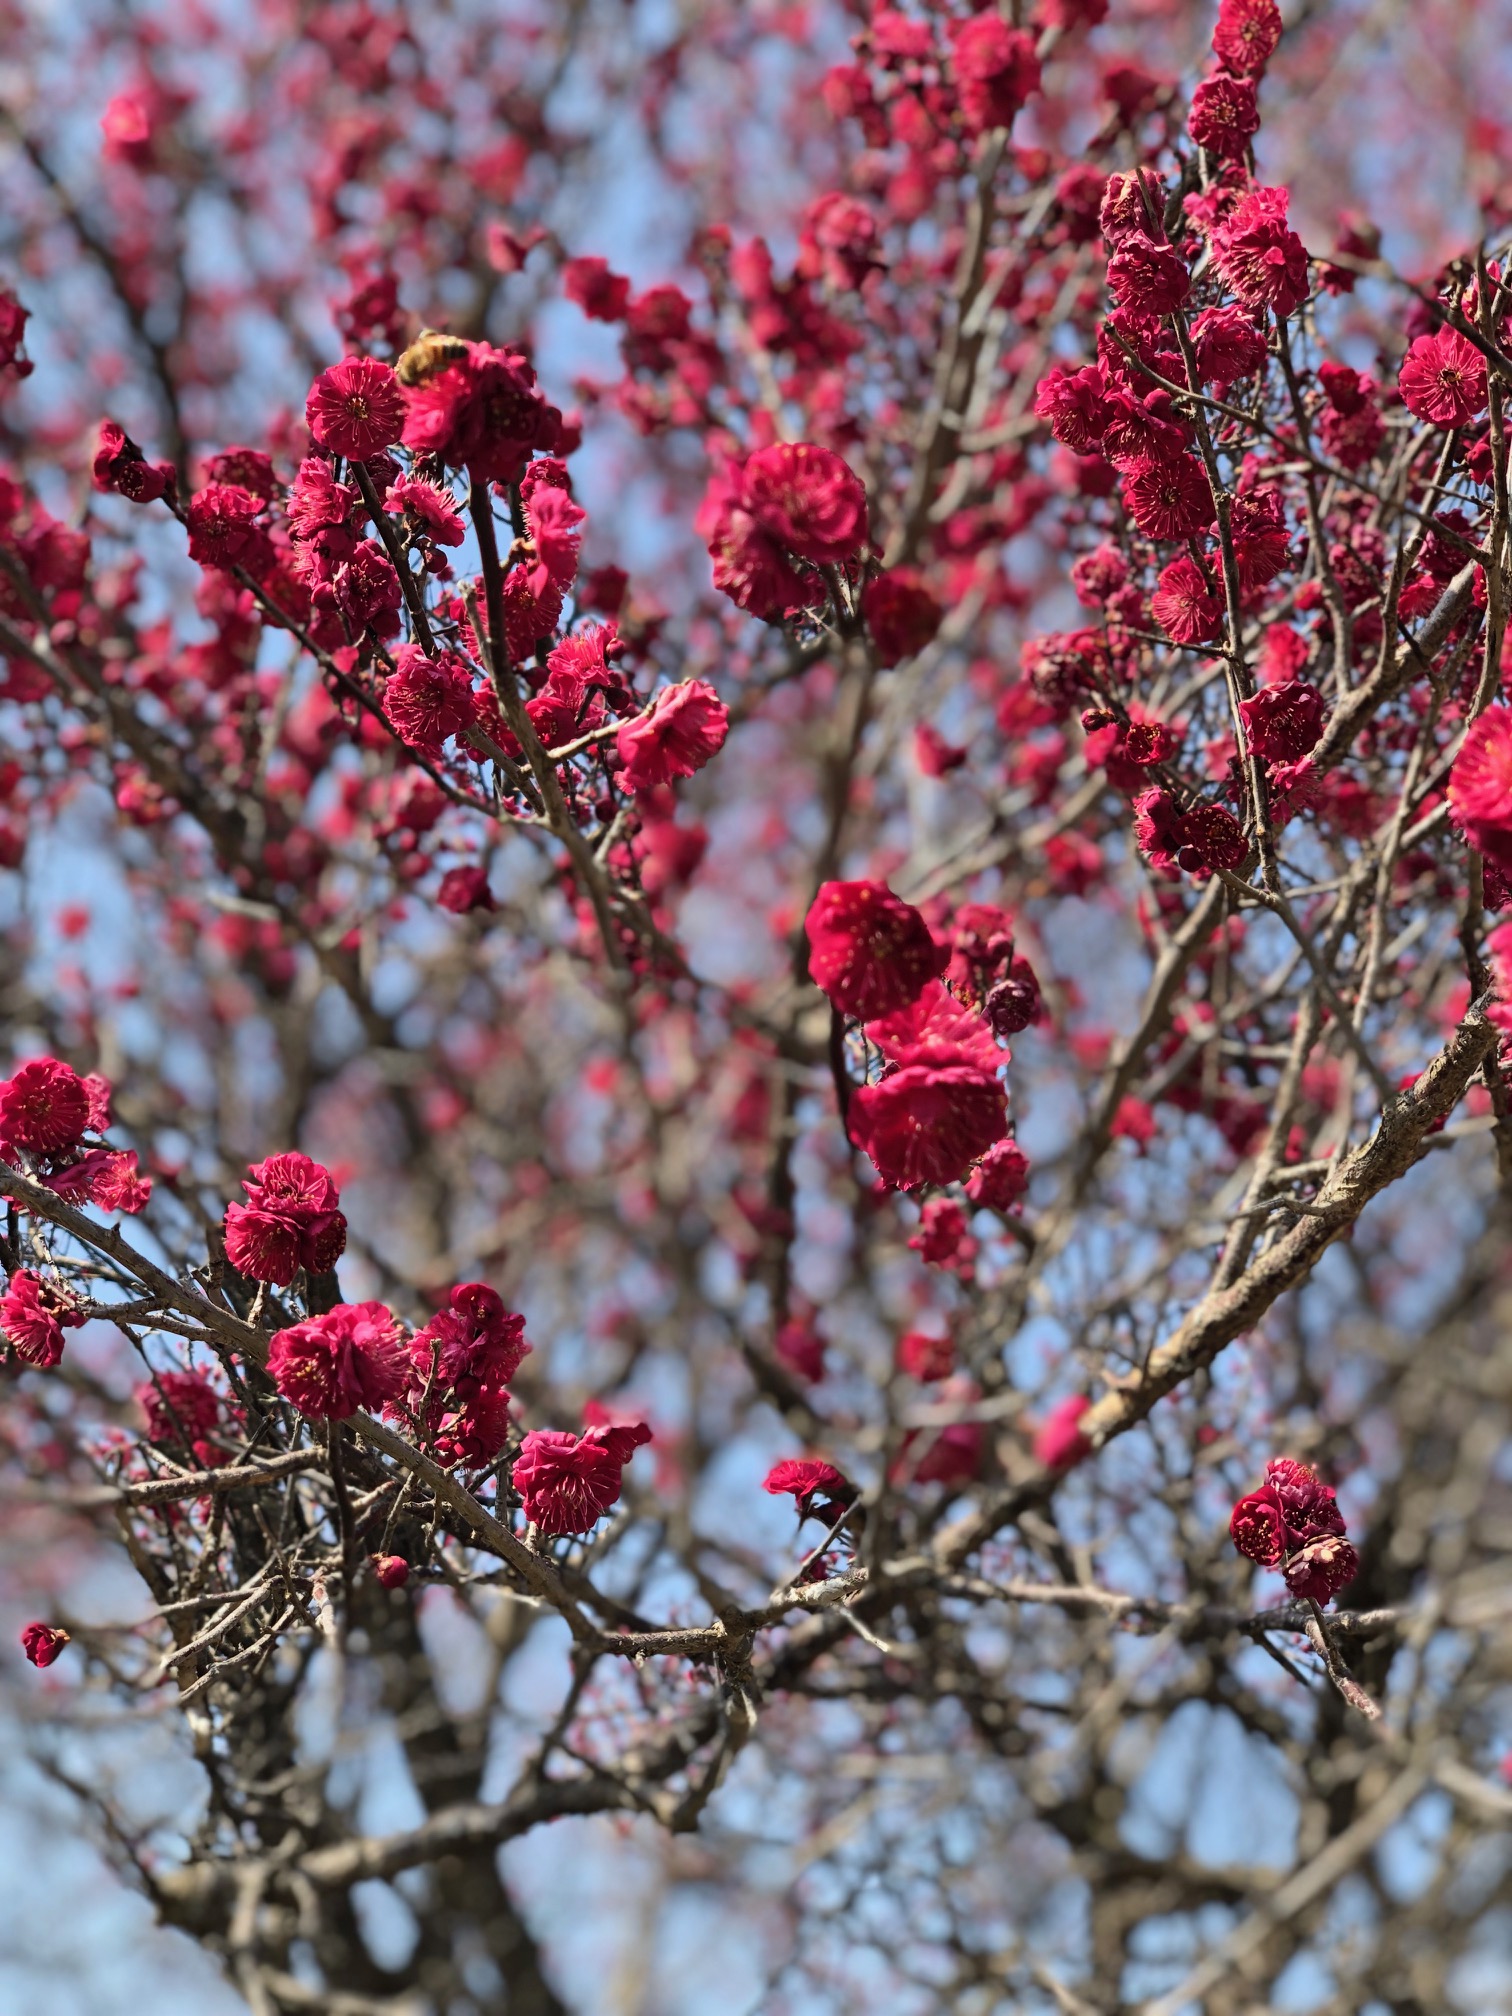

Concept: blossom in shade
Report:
left=1230, top=1455, right=1357, bottom=1605
left=1214, top=0, right=1282, bottom=74
left=1230, top=488, right=1292, bottom=590
left=965, top=1137, right=1030, bottom=1210
left=805, top=880, right=946, bottom=1020
left=267, top=1301, right=408, bottom=1420
left=20, top=1623, right=69, bottom=1668
left=740, top=442, right=869, bottom=564
left=1448, top=708, right=1512, bottom=873
left=223, top=1150, right=348, bottom=1287
left=862, top=569, right=943, bottom=667
left=408, top=1282, right=530, bottom=1397
left=1, top=1271, right=84, bottom=1368
left=437, top=865, right=495, bottom=913
left=562, top=256, right=631, bottom=322
left=985, top=959, right=1041, bottom=1035
left=1099, top=168, right=1164, bottom=245
left=513, top=1419, right=652, bottom=1533
left=1123, top=457, right=1215, bottom=541
left=1188, top=74, right=1259, bottom=160
left=1106, top=234, right=1190, bottom=315
left=1239, top=680, right=1324, bottom=763
left=890, top=1374, right=983, bottom=1487
left=849, top=1063, right=1007, bottom=1190
left=909, top=1195, right=975, bottom=1270
left=383, top=646, right=476, bottom=759
left=616, top=680, right=730, bottom=793
left=947, top=15, right=1040, bottom=135
left=775, top=1318, right=826, bottom=1382
left=305, top=356, right=406, bottom=461
left=896, top=1331, right=955, bottom=1382
left=137, top=1369, right=223, bottom=1449
left=1212, top=187, right=1310, bottom=318
left=0, top=1057, right=91, bottom=1156
left=1398, top=328, right=1488, bottom=430
left=1152, top=557, right=1224, bottom=644
left=370, top=1553, right=410, bottom=1589
left=1033, top=1394, right=1092, bottom=1469
left=763, top=1457, right=856, bottom=1522
left=92, top=421, right=172, bottom=503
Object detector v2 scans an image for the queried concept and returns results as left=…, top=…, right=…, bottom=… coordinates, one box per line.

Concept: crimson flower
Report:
left=1230, top=1457, right=1357, bottom=1604
left=1033, top=1394, right=1093, bottom=1469
left=0, top=1056, right=91, bottom=1156
left=92, top=421, right=172, bottom=503
left=862, top=569, right=943, bottom=667
left=400, top=340, right=555, bottom=484
left=1151, top=557, right=1224, bottom=644
left=383, top=646, right=476, bottom=759
left=267, top=1301, right=408, bottom=1420
left=408, top=1282, right=530, bottom=1397
left=305, top=356, right=405, bottom=461
left=964, top=1137, right=1030, bottom=1210
left=525, top=485, right=586, bottom=596
left=805, top=879, right=945, bottom=1020
left=386, top=476, right=465, bottom=546
left=371, top=1554, right=410, bottom=1590
left=20, top=1623, right=69, bottom=1669
left=1239, top=680, right=1324, bottom=763
left=46, top=1147, right=152, bottom=1214
left=1229, top=1483, right=1288, bottom=1566
left=763, top=1457, right=855, bottom=1522
left=137, top=1369, right=223, bottom=1449
left=616, top=680, right=729, bottom=794
left=223, top=1150, right=348, bottom=1287
left=1190, top=306, right=1268, bottom=388
left=1214, top=0, right=1282, bottom=75
left=185, top=483, right=263, bottom=571
left=1188, top=74, right=1260, bottom=160
left=865, top=981, right=1001, bottom=1076
left=1, top=1271, right=85, bottom=1368
left=1398, top=328, right=1488, bottom=430
left=1122, top=457, right=1215, bottom=541
left=947, top=16, right=1040, bottom=136
left=562, top=256, right=631, bottom=322
left=1106, top=234, right=1190, bottom=316
left=1212, top=187, right=1310, bottom=318
left=849, top=1062, right=1007, bottom=1191
left=1034, top=365, right=1112, bottom=453
left=896, top=1331, right=955, bottom=1382
left=1448, top=708, right=1512, bottom=872
left=1099, top=168, right=1164, bottom=245
left=513, top=1418, right=652, bottom=1533
left=775, top=1318, right=826, bottom=1383
left=740, top=442, right=869, bottom=565
left=437, top=865, right=495, bottom=913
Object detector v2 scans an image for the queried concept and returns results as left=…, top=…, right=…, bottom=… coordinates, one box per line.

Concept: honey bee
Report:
left=395, top=328, right=470, bottom=387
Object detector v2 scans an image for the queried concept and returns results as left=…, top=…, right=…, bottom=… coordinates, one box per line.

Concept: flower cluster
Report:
left=1230, top=1457, right=1359, bottom=1605
left=0, top=1056, right=151, bottom=1214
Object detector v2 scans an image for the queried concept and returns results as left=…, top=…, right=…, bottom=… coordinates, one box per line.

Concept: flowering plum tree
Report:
left=1, top=0, right=1511, bottom=2010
